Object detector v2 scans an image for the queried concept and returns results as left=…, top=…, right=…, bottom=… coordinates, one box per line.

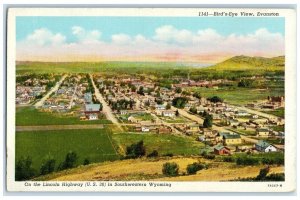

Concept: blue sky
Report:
left=16, top=16, right=285, bottom=42
left=16, top=16, right=285, bottom=62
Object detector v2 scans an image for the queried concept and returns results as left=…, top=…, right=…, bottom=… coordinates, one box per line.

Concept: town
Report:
left=16, top=72, right=285, bottom=156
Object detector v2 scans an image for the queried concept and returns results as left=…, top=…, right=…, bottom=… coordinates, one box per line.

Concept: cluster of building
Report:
left=15, top=75, right=55, bottom=105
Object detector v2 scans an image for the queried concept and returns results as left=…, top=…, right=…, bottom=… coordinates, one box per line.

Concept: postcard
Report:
left=6, top=7, right=296, bottom=192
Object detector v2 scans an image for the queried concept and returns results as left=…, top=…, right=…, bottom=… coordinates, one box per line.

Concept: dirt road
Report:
left=16, top=124, right=104, bottom=132
left=34, top=74, right=67, bottom=108
left=89, top=74, right=123, bottom=132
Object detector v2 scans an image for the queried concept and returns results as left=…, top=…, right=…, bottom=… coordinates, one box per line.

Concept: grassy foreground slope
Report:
left=16, top=129, right=119, bottom=171
left=36, top=157, right=284, bottom=181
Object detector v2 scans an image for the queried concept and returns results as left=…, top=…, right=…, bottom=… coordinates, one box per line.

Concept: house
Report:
left=255, top=140, right=277, bottom=152
left=128, top=116, right=140, bottom=123
left=84, top=104, right=101, bottom=120
left=120, top=110, right=128, bottom=115
left=235, top=110, right=249, bottom=117
left=162, top=110, right=175, bottom=117
left=141, top=126, right=150, bottom=132
left=256, top=128, right=270, bottom=137
left=214, top=145, right=231, bottom=155
left=222, top=133, right=242, bottom=145
left=155, top=104, right=166, bottom=110
left=157, top=126, right=172, bottom=134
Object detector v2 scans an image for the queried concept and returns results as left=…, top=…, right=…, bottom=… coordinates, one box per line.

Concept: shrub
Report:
left=147, top=150, right=159, bottom=158
left=40, top=157, right=56, bottom=175
left=236, top=156, right=259, bottom=166
left=162, top=162, right=179, bottom=177
left=163, top=153, right=174, bottom=157
left=203, top=154, right=215, bottom=160
left=83, top=158, right=90, bottom=165
left=264, top=173, right=285, bottom=181
left=15, top=156, right=36, bottom=181
left=126, top=140, right=146, bottom=159
left=186, top=162, right=206, bottom=175
left=256, top=166, right=270, bottom=180
left=222, top=156, right=235, bottom=162
left=58, top=151, right=78, bottom=170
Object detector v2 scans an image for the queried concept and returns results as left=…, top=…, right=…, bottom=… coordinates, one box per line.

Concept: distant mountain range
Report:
left=207, top=55, right=285, bottom=71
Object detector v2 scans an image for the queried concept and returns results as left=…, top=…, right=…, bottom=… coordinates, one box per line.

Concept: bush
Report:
left=264, top=173, right=285, bottom=181
left=162, top=162, right=179, bottom=177
left=40, top=157, right=56, bottom=175
left=236, top=156, right=259, bottom=166
left=83, top=158, right=90, bottom=165
left=147, top=150, right=159, bottom=158
left=261, top=157, right=284, bottom=165
left=126, top=140, right=146, bottom=159
left=186, top=162, right=206, bottom=175
left=222, top=156, right=235, bottom=162
left=58, top=151, right=78, bottom=170
left=15, top=156, right=36, bottom=181
left=203, top=154, right=215, bottom=160
left=256, top=166, right=270, bottom=180
left=163, top=153, right=173, bottom=157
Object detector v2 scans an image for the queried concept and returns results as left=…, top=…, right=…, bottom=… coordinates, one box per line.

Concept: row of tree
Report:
left=15, top=151, right=89, bottom=181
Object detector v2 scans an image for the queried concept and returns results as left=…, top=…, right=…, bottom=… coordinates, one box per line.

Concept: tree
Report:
left=203, top=115, right=213, bottom=128
left=189, top=106, right=197, bottom=114
left=193, top=91, right=201, bottom=99
left=137, top=86, right=144, bottom=95
left=166, top=103, right=171, bottom=110
left=186, top=162, right=206, bottom=175
left=15, top=156, right=36, bottom=181
left=175, top=110, right=179, bottom=117
left=83, top=158, right=90, bottom=165
left=175, top=87, right=182, bottom=93
left=59, top=151, right=78, bottom=170
left=147, top=150, right=159, bottom=158
left=162, top=162, right=179, bottom=177
left=207, top=96, right=223, bottom=103
left=126, top=140, right=146, bottom=158
left=40, top=156, right=56, bottom=175
left=256, top=166, right=270, bottom=181
left=172, top=97, right=189, bottom=108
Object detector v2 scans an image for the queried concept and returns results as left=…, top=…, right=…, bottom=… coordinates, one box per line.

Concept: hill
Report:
left=207, top=55, right=285, bottom=71
left=33, top=156, right=284, bottom=181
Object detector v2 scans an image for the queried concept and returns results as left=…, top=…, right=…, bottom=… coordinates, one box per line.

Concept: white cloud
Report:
left=71, top=26, right=101, bottom=43
left=26, top=28, right=66, bottom=46
left=17, top=26, right=284, bottom=63
left=111, top=34, right=131, bottom=45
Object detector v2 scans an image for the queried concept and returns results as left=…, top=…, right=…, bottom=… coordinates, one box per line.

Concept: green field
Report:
left=112, top=133, right=205, bottom=156
left=16, top=107, right=112, bottom=126
left=189, top=87, right=284, bottom=105
left=16, top=129, right=119, bottom=172
left=263, top=108, right=285, bottom=118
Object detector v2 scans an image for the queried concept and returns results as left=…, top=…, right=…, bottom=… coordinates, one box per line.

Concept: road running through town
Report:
left=89, top=74, right=123, bottom=132
left=34, top=74, right=68, bottom=108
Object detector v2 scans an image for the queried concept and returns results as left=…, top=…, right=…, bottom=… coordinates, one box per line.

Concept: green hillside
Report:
left=207, top=55, right=285, bottom=71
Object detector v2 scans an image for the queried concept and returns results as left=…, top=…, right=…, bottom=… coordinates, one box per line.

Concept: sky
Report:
left=16, top=17, right=285, bottom=63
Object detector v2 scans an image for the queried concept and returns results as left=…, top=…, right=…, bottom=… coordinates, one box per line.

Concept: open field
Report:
left=16, top=107, right=112, bottom=126
left=112, top=133, right=205, bottom=156
left=35, top=156, right=284, bottom=181
left=16, top=129, right=119, bottom=172
left=16, top=61, right=191, bottom=75
left=189, top=87, right=284, bottom=105
left=263, top=108, right=285, bottom=118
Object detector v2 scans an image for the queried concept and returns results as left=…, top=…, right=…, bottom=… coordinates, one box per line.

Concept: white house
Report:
left=141, top=126, right=150, bottom=132
left=255, top=140, right=277, bottom=152
left=162, top=111, right=175, bottom=117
